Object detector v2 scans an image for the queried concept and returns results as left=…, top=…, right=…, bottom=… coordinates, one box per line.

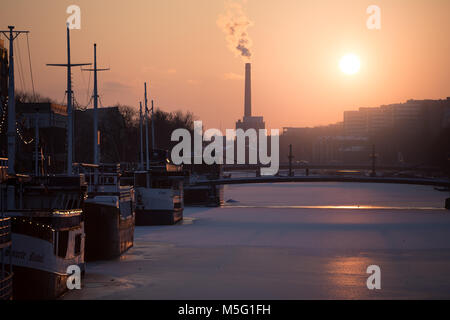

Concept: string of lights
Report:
left=73, top=93, right=92, bottom=111
left=16, top=121, right=34, bottom=145
left=11, top=217, right=55, bottom=232
left=0, top=98, right=31, bottom=145
left=0, top=99, right=7, bottom=134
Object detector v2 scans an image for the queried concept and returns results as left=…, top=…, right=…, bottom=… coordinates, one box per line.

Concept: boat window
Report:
left=173, top=182, right=181, bottom=190
left=135, top=174, right=147, bottom=187
left=57, top=231, right=69, bottom=258
left=74, top=233, right=82, bottom=255
left=151, top=179, right=172, bottom=189
left=67, top=198, right=74, bottom=209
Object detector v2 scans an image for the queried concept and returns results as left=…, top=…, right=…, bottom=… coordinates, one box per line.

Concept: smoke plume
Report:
left=217, top=1, right=254, bottom=62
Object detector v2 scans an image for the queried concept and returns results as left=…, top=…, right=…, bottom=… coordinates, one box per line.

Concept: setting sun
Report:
left=339, top=54, right=361, bottom=75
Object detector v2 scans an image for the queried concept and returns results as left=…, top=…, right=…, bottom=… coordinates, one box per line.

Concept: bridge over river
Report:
left=192, top=175, right=450, bottom=188
left=191, top=175, right=450, bottom=208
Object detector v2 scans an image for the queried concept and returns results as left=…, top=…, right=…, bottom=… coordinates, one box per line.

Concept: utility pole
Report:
left=82, top=43, right=109, bottom=165
left=34, top=110, right=39, bottom=176
left=144, top=82, right=150, bottom=171
left=370, top=144, right=377, bottom=177
left=47, top=25, right=91, bottom=175
left=139, top=101, right=144, bottom=169
left=288, top=144, right=294, bottom=177
left=0, top=26, right=29, bottom=175
left=151, top=99, right=156, bottom=151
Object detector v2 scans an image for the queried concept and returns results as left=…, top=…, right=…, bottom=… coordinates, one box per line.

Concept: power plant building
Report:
left=235, top=63, right=265, bottom=131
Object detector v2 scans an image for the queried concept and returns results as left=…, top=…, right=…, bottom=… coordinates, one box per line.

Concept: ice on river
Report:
left=64, top=182, right=450, bottom=299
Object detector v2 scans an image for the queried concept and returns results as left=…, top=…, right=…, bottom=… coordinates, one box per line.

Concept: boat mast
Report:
left=151, top=99, right=156, bottom=151
left=144, top=82, right=149, bottom=171
left=139, top=101, right=144, bottom=169
left=82, top=43, right=109, bottom=165
left=0, top=26, right=29, bottom=175
left=47, top=24, right=90, bottom=175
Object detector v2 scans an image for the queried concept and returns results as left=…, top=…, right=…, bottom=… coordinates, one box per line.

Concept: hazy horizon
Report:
left=1, top=0, right=449, bottom=130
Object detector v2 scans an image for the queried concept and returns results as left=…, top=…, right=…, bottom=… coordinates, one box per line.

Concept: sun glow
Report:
left=339, top=54, right=361, bottom=75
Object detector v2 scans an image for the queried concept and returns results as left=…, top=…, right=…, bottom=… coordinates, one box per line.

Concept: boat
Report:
left=0, top=158, right=13, bottom=300
left=4, top=173, right=87, bottom=300
left=73, top=163, right=135, bottom=261
left=0, top=25, right=89, bottom=299
left=184, top=163, right=224, bottom=207
left=0, top=214, right=12, bottom=300
left=70, top=44, right=134, bottom=261
left=126, top=86, right=184, bottom=225
left=132, top=149, right=185, bottom=226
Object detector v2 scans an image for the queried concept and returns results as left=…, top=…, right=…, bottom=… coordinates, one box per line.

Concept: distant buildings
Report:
left=18, top=102, right=67, bottom=129
left=281, top=98, right=450, bottom=165
left=343, top=98, right=450, bottom=138
left=74, top=106, right=129, bottom=164
left=281, top=123, right=369, bottom=164
left=15, top=102, right=68, bottom=173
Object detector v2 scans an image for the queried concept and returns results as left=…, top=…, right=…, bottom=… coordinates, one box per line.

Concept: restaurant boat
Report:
left=74, top=163, right=134, bottom=261
left=0, top=158, right=13, bottom=300
left=4, top=173, right=87, bottom=299
left=132, top=150, right=185, bottom=226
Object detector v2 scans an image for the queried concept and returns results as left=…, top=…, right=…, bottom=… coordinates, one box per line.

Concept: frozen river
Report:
left=64, top=182, right=450, bottom=299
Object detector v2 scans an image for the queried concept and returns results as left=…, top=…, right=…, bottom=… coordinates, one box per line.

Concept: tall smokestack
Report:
left=244, top=63, right=251, bottom=117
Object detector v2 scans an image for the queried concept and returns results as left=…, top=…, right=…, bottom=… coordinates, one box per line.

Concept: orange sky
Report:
left=1, top=0, right=449, bottom=130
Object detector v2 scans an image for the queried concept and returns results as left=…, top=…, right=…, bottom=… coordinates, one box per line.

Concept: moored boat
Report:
left=184, top=163, right=224, bottom=207
left=4, top=174, right=87, bottom=300
left=133, top=150, right=185, bottom=226
left=0, top=215, right=12, bottom=300
left=74, top=163, right=134, bottom=261
left=0, top=24, right=89, bottom=300
left=0, top=160, right=13, bottom=300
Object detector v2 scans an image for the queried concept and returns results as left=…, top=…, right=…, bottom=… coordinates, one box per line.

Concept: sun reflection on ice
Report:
left=324, top=256, right=373, bottom=299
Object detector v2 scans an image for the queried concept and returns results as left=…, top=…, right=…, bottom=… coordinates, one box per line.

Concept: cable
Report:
left=73, top=93, right=92, bottom=111
left=79, top=65, right=91, bottom=106
left=60, top=91, right=67, bottom=106
left=14, top=37, right=26, bottom=93
left=99, top=96, right=105, bottom=109
left=26, top=33, right=36, bottom=99
left=87, top=69, right=91, bottom=104
left=14, top=38, right=27, bottom=92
